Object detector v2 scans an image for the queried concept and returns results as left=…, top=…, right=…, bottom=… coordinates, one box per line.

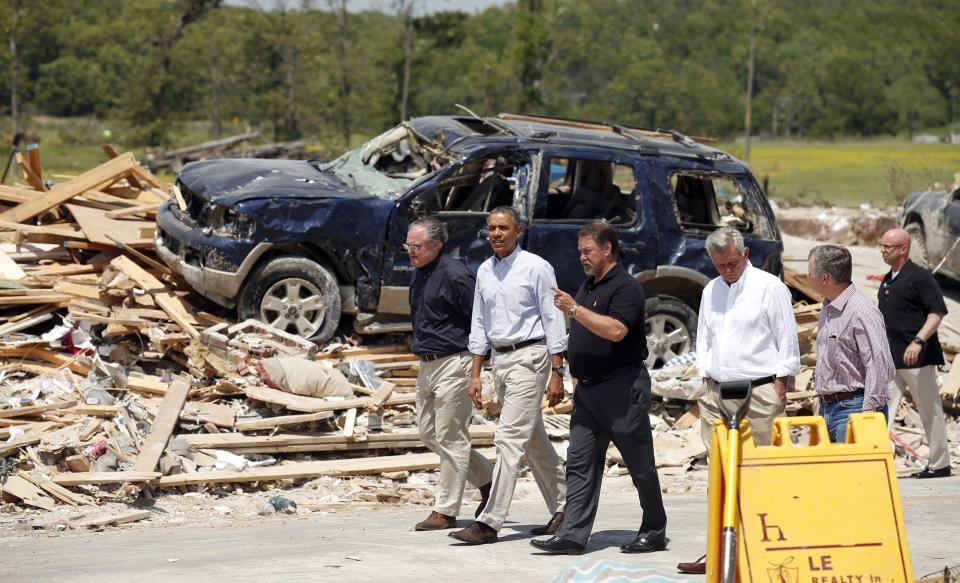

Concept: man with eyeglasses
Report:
left=407, top=218, right=493, bottom=531
left=878, top=228, right=952, bottom=478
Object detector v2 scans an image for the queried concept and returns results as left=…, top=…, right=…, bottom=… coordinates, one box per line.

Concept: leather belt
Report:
left=709, top=375, right=776, bottom=388
left=493, top=338, right=544, bottom=353
left=820, top=388, right=864, bottom=403
left=419, top=352, right=461, bottom=362
left=579, top=365, right=642, bottom=386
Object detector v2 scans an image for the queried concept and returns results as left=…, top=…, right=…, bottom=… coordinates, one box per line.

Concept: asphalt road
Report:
left=2, top=471, right=958, bottom=583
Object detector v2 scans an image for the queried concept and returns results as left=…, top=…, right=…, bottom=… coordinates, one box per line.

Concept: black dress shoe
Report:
left=531, top=511, right=564, bottom=535
left=620, top=531, right=668, bottom=553
left=530, top=536, right=585, bottom=555
left=913, top=466, right=951, bottom=479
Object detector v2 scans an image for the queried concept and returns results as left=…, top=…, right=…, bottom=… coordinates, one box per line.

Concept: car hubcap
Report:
left=645, top=314, right=692, bottom=369
left=260, top=277, right=326, bottom=338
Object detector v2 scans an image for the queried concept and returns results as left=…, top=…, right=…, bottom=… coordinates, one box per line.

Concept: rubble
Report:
left=0, top=150, right=956, bottom=527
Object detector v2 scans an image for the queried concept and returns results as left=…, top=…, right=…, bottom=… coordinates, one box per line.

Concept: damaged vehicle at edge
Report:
left=155, top=113, right=784, bottom=368
left=900, top=183, right=960, bottom=282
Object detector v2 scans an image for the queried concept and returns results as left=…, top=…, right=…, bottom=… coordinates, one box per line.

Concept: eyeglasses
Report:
left=878, top=243, right=904, bottom=250
left=403, top=242, right=435, bottom=252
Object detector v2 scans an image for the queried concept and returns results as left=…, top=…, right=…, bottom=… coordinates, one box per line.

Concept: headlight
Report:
left=207, top=205, right=255, bottom=238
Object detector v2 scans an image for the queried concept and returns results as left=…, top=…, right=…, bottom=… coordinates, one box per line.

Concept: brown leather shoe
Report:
left=531, top=511, right=564, bottom=535
left=475, top=482, right=492, bottom=518
left=449, top=521, right=498, bottom=545
left=677, top=554, right=707, bottom=574
left=415, top=511, right=456, bottom=531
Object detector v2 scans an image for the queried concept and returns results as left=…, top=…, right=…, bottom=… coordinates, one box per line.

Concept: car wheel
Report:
left=238, top=256, right=341, bottom=342
left=644, top=295, right=698, bottom=369
left=905, top=222, right=929, bottom=268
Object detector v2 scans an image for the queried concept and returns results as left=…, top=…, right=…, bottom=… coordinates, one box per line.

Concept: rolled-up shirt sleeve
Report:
left=857, top=311, right=895, bottom=411
left=468, top=272, right=490, bottom=355
left=767, top=282, right=801, bottom=378
left=535, top=262, right=568, bottom=354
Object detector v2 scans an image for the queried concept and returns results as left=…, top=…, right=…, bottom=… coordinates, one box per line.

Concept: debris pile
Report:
left=143, top=131, right=331, bottom=175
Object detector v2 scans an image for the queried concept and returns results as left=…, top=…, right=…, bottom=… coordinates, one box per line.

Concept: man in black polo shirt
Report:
left=879, top=228, right=952, bottom=478
left=407, top=218, right=493, bottom=530
left=530, top=220, right=667, bottom=555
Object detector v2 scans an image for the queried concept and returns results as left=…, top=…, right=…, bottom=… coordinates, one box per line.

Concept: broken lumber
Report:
left=0, top=152, right=137, bottom=224
left=73, top=509, right=153, bottom=528
left=133, top=379, right=190, bottom=473
left=158, top=448, right=496, bottom=487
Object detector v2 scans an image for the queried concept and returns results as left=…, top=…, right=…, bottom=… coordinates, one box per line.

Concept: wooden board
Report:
left=66, top=203, right=154, bottom=247
left=243, top=384, right=416, bottom=413
left=941, top=353, right=960, bottom=401
left=73, top=509, right=152, bottom=528
left=0, top=475, right=56, bottom=510
left=233, top=411, right=335, bottom=431
left=0, top=248, right=26, bottom=280
left=110, top=255, right=200, bottom=337
left=0, top=400, right=78, bottom=419
left=0, top=152, right=136, bottom=224
left=133, top=379, right=190, bottom=473
left=158, top=448, right=496, bottom=487
left=51, top=471, right=161, bottom=486
left=180, top=425, right=496, bottom=451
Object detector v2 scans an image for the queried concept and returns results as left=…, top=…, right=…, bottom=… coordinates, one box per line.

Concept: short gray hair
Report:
left=808, top=244, right=852, bottom=283
left=488, top=205, right=520, bottom=227
left=705, top=227, right=744, bottom=255
left=409, top=217, right=448, bottom=244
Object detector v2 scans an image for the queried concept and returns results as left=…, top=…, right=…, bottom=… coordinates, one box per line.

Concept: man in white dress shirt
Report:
left=676, top=227, right=800, bottom=575
left=449, top=206, right=568, bottom=545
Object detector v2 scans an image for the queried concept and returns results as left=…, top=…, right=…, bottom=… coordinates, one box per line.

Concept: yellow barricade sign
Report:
left=706, top=413, right=913, bottom=583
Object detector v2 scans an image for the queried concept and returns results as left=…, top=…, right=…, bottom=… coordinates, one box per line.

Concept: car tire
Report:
left=644, top=295, right=698, bottom=370
left=238, top=256, right=341, bottom=343
left=905, top=222, right=929, bottom=268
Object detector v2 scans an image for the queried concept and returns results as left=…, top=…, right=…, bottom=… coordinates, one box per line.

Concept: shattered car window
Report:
left=669, top=172, right=759, bottom=232
left=321, top=124, right=447, bottom=200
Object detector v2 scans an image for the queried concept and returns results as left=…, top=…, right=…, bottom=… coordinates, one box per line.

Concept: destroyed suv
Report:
left=156, top=113, right=784, bottom=367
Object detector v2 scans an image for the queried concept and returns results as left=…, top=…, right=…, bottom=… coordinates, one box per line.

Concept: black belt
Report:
left=820, top=388, right=864, bottom=403
left=711, top=375, right=776, bottom=388
left=579, top=365, right=643, bottom=386
left=419, top=351, right=462, bottom=362
left=493, top=338, right=544, bottom=353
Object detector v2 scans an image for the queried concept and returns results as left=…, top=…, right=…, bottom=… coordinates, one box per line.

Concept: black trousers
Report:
left=555, top=368, right=667, bottom=546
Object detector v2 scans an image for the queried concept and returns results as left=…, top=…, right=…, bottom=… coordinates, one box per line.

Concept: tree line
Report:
left=0, top=0, right=957, bottom=147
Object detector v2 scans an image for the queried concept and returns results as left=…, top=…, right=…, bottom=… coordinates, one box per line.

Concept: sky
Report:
left=223, top=0, right=510, bottom=14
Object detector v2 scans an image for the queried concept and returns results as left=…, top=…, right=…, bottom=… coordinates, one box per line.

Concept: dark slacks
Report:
left=555, top=367, right=667, bottom=546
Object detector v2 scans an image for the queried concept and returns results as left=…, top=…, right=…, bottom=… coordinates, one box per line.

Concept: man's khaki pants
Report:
left=417, top=352, right=494, bottom=517
left=888, top=365, right=951, bottom=471
left=477, top=343, right=566, bottom=531
left=698, top=380, right=785, bottom=451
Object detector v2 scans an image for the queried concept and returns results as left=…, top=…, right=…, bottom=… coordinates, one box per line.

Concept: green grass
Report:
left=4, top=117, right=959, bottom=209
left=722, top=140, right=960, bottom=208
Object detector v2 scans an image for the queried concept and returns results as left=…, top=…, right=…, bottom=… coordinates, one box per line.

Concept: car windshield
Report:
left=321, top=124, right=450, bottom=200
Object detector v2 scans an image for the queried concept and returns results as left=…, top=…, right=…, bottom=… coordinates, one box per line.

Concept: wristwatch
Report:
left=912, top=336, right=926, bottom=347
left=551, top=365, right=567, bottom=376
left=567, top=304, right=579, bottom=318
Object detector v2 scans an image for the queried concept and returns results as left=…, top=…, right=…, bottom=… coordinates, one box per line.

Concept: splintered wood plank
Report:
left=16, top=151, right=46, bottom=191
left=102, top=144, right=145, bottom=190
left=941, top=353, right=960, bottom=401
left=0, top=400, right=78, bottom=419
left=66, top=204, right=154, bottom=247
left=0, top=475, right=56, bottom=510
left=234, top=411, right=335, bottom=432
left=369, top=381, right=396, bottom=409
left=105, top=202, right=161, bottom=220
left=243, top=384, right=416, bottom=413
left=27, top=144, right=43, bottom=183
left=110, top=255, right=200, bottom=337
left=51, top=471, right=161, bottom=486
left=158, top=448, right=497, bottom=487
left=0, top=152, right=137, bottom=224
left=341, top=408, right=357, bottom=436
left=73, top=509, right=152, bottom=528
left=132, top=379, right=190, bottom=473
left=180, top=425, right=496, bottom=451
left=0, top=248, right=26, bottom=280
left=17, top=471, right=95, bottom=506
